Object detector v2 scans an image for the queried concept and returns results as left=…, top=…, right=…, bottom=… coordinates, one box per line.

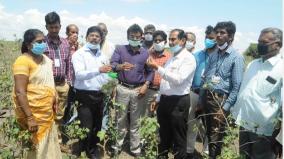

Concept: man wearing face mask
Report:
left=72, top=26, right=112, bottom=158
left=110, top=24, right=154, bottom=157
left=185, top=32, right=196, bottom=53
left=232, top=28, right=283, bottom=159
left=97, top=22, right=115, bottom=61
left=198, top=21, right=245, bottom=158
left=186, top=25, right=217, bottom=158
left=147, top=29, right=196, bottom=159
left=146, top=30, right=171, bottom=116
left=142, top=24, right=156, bottom=50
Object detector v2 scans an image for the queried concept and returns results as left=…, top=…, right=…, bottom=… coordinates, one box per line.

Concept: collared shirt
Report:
left=72, top=45, right=110, bottom=91
left=111, top=45, right=154, bottom=85
left=203, top=46, right=244, bottom=111
left=192, top=49, right=210, bottom=89
left=149, top=49, right=172, bottom=87
left=44, top=35, right=72, bottom=82
left=101, top=40, right=115, bottom=61
left=232, top=53, right=283, bottom=136
left=156, top=48, right=196, bottom=101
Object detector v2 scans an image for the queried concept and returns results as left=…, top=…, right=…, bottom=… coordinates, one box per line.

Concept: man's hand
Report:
left=195, top=102, right=204, bottom=118
left=150, top=101, right=158, bottom=112
left=99, top=65, right=112, bottom=73
left=27, top=117, right=38, bottom=133
left=146, top=57, right=159, bottom=70
left=215, top=108, right=229, bottom=123
left=138, top=84, right=148, bottom=98
left=116, top=62, right=135, bottom=71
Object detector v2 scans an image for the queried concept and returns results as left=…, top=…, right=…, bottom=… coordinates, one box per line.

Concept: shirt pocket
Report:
left=256, top=74, right=280, bottom=97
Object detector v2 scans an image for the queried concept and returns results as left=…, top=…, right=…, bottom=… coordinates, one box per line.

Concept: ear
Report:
left=180, top=38, right=186, bottom=46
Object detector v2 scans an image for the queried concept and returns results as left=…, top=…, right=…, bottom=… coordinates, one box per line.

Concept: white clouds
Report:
left=0, top=3, right=257, bottom=53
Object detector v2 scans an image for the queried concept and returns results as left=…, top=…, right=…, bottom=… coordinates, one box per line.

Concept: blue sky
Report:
left=0, top=0, right=282, bottom=52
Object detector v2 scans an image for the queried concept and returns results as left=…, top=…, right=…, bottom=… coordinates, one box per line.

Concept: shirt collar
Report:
left=126, top=45, right=142, bottom=54
left=46, top=34, right=63, bottom=45
left=265, top=53, right=282, bottom=66
left=83, top=44, right=101, bottom=56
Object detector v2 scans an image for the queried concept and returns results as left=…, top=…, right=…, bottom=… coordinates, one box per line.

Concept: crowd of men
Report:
left=42, top=11, right=283, bottom=159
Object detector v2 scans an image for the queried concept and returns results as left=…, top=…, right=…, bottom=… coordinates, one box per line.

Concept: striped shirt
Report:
left=203, top=46, right=245, bottom=111
left=44, top=35, right=72, bottom=83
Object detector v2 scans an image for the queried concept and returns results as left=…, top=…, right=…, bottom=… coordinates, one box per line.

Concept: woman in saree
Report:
left=12, top=29, right=62, bottom=159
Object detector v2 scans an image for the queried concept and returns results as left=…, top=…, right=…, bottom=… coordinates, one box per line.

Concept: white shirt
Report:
left=101, top=40, right=115, bottom=61
left=72, top=45, right=110, bottom=91
left=156, top=48, right=196, bottom=102
left=232, top=53, right=283, bottom=136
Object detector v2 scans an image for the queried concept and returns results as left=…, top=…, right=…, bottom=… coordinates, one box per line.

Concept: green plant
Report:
left=65, top=120, right=89, bottom=141
left=0, top=116, right=32, bottom=158
left=138, top=116, right=159, bottom=159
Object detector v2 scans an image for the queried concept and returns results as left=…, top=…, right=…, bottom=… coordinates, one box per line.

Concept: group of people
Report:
left=12, top=11, right=282, bottom=159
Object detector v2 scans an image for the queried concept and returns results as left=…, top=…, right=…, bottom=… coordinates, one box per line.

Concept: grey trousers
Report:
left=114, top=84, right=147, bottom=154
left=186, top=91, right=199, bottom=153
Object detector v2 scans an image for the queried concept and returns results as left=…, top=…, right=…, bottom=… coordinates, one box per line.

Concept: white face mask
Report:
left=144, top=33, right=153, bottom=41
left=153, top=41, right=165, bottom=52
left=185, top=41, right=194, bottom=50
left=217, top=42, right=228, bottom=50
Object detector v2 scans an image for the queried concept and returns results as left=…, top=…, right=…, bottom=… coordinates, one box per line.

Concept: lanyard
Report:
left=215, top=52, right=225, bottom=75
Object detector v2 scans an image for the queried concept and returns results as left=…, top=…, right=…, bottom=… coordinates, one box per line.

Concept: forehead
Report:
left=186, top=34, right=195, bottom=40
left=129, top=32, right=142, bottom=36
left=34, top=33, right=44, bottom=40
left=154, top=35, right=164, bottom=40
left=69, top=26, right=78, bottom=32
left=88, top=31, right=101, bottom=37
left=47, top=22, right=60, bottom=27
left=169, top=31, right=179, bottom=38
left=215, top=28, right=228, bottom=33
left=259, top=32, right=275, bottom=41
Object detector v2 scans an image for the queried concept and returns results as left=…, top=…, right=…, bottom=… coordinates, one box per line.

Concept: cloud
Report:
left=0, top=3, right=257, bottom=53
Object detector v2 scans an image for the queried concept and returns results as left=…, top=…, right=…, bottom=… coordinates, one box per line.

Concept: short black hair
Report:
left=144, top=24, right=156, bottom=32
left=127, top=24, right=143, bottom=37
left=170, top=28, right=186, bottom=40
left=205, top=25, right=215, bottom=35
left=21, top=29, right=44, bottom=53
left=214, top=21, right=236, bottom=37
left=45, top=11, right=60, bottom=25
left=153, top=30, right=167, bottom=41
left=86, top=26, right=103, bottom=38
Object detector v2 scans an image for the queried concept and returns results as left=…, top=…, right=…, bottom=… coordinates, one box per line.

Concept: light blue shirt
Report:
left=192, top=50, right=209, bottom=89
left=232, top=53, right=283, bottom=136
left=203, top=46, right=245, bottom=111
left=72, top=45, right=110, bottom=91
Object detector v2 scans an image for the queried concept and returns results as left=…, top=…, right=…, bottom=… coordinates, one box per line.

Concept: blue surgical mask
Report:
left=204, top=38, right=216, bottom=49
left=170, top=44, right=182, bottom=54
left=31, top=42, right=47, bottom=55
left=86, top=42, right=100, bottom=50
left=129, top=39, right=141, bottom=47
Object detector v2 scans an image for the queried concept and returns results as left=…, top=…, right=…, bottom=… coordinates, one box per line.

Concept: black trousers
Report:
left=239, top=127, right=276, bottom=159
left=157, top=94, right=190, bottom=159
left=203, top=91, right=228, bottom=159
left=75, top=89, right=104, bottom=156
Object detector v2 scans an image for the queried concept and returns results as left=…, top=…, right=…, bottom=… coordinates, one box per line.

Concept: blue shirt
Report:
left=203, top=46, right=245, bottom=111
left=232, top=53, right=283, bottom=136
left=111, top=45, right=154, bottom=84
left=192, top=50, right=209, bottom=89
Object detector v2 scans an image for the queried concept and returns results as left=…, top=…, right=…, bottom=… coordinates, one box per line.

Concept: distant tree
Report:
left=243, top=43, right=259, bottom=66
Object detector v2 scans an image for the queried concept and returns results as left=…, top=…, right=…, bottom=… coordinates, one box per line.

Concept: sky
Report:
left=0, top=0, right=282, bottom=53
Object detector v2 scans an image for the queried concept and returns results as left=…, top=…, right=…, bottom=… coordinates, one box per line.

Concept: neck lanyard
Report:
left=215, top=52, right=226, bottom=75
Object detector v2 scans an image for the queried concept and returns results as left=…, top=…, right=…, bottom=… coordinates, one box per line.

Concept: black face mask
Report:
left=257, top=43, right=269, bottom=55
